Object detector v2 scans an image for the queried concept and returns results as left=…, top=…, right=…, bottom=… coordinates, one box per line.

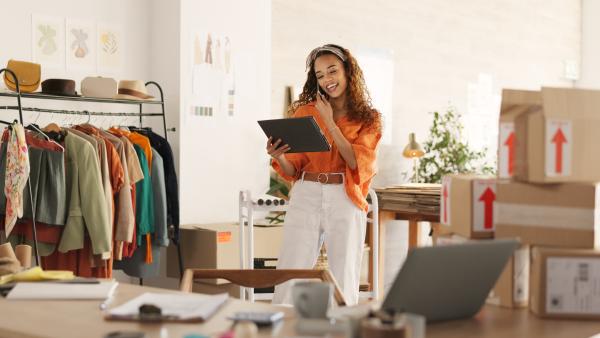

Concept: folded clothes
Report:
left=0, top=266, right=74, bottom=285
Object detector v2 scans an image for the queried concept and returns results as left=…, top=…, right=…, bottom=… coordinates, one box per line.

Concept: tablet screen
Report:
left=258, top=116, right=331, bottom=153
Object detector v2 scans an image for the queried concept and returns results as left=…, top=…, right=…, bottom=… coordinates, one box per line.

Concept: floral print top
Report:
left=4, top=123, right=30, bottom=235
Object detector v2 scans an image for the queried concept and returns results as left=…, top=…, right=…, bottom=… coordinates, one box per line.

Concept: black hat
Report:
left=40, top=78, right=79, bottom=97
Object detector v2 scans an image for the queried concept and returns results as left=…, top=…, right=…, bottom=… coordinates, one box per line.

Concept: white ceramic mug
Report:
left=292, top=281, right=332, bottom=319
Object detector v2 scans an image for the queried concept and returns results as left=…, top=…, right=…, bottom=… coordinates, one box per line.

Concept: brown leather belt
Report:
left=302, top=172, right=344, bottom=184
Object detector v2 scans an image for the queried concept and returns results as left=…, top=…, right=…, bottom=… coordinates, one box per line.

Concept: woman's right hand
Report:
left=267, top=137, right=291, bottom=161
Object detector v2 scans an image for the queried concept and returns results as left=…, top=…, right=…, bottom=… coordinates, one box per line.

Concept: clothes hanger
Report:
left=28, top=123, right=64, bottom=152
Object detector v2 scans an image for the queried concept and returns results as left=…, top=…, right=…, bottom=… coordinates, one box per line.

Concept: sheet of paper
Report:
left=108, top=292, right=228, bottom=321
left=6, top=280, right=118, bottom=300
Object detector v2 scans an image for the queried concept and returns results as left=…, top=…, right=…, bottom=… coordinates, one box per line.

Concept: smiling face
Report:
left=314, top=53, right=347, bottom=99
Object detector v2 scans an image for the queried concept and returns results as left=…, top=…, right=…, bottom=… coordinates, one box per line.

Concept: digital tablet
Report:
left=258, top=116, right=331, bottom=153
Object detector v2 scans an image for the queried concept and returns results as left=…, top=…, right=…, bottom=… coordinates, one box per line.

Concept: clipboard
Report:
left=105, top=292, right=228, bottom=323
left=258, top=116, right=331, bottom=153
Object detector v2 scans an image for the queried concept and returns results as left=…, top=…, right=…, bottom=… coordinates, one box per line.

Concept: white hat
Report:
left=114, top=80, right=154, bottom=100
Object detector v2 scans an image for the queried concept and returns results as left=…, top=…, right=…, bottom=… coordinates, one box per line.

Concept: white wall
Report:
left=0, top=0, right=152, bottom=127
left=272, top=0, right=581, bottom=187
left=178, top=0, right=272, bottom=224
left=148, top=0, right=181, bottom=171
left=578, top=0, right=600, bottom=89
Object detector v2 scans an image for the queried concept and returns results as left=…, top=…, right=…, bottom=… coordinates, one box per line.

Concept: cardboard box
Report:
left=497, top=89, right=541, bottom=179
left=434, top=234, right=530, bottom=308
left=487, top=245, right=530, bottom=308
left=495, top=181, right=600, bottom=248
left=167, top=223, right=284, bottom=282
left=502, top=87, right=600, bottom=183
left=440, top=174, right=496, bottom=239
left=530, top=247, right=600, bottom=319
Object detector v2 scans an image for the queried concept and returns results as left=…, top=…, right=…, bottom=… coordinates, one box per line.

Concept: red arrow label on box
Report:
left=478, top=187, right=496, bottom=229
left=504, top=131, right=515, bottom=175
left=551, top=127, right=567, bottom=174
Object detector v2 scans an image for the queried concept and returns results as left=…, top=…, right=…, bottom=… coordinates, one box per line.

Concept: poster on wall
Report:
left=189, top=31, right=235, bottom=118
left=31, top=14, right=65, bottom=69
left=97, top=23, right=123, bottom=73
left=66, top=19, right=96, bottom=72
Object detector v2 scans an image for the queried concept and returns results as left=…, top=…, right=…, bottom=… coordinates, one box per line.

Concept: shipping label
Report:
left=545, top=119, right=572, bottom=177
left=218, top=231, right=232, bottom=243
left=498, top=122, right=515, bottom=178
left=441, top=176, right=451, bottom=226
left=472, top=180, right=496, bottom=232
left=546, top=257, right=600, bottom=314
left=514, top=247, right=530, bottom=303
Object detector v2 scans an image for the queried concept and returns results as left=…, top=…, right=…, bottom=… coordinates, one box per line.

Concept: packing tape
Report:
left=495, top=203, right=596, bottom=230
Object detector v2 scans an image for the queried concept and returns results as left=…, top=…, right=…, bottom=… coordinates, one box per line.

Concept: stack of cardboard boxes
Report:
left=438, top=87, right=600, bottom=319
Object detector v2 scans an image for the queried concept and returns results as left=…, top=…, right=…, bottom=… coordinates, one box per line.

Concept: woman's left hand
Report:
left=315, top=92, right=335, bottom=127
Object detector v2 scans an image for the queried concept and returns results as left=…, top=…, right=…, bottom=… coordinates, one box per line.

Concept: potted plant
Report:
left=414, top=106, right=495, bottom=183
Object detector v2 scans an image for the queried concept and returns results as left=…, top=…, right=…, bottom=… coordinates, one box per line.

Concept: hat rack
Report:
left=0, top=70, right=183, bottom=281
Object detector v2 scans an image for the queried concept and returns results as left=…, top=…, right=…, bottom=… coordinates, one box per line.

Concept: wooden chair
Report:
left=180, top=268, right=347, bottom=306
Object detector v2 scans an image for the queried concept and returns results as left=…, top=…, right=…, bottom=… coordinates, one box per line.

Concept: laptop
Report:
left=381, top=239, right=519, bottom=322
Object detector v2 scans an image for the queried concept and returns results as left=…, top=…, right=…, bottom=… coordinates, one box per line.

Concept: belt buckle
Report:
left=317, top=173, right=329, bottom=184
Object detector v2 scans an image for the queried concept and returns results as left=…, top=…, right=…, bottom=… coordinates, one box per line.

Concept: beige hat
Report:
left=114, top=80, right=154, bottom=100
left=81, top=76, right=117, bottom=99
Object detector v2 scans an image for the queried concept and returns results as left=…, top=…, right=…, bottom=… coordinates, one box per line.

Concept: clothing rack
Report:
left=0, top=71, right=183, bottom=279
left=0, top=68, right=40, bottom=266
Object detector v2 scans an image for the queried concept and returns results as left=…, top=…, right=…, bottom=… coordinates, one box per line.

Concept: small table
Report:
left=369, top=185, right=441, bottom=299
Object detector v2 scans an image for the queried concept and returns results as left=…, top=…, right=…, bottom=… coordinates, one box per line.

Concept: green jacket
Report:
left=58, top=131, right=111, bottom=256
left=134, top=144, right=154, bottom=245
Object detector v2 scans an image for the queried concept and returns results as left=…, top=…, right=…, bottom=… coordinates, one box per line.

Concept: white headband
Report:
left=305, top=45, right=347, bottom=71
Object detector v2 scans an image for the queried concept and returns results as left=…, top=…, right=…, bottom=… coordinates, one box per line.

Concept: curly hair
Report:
left=287, top=44, right=382, bottom=131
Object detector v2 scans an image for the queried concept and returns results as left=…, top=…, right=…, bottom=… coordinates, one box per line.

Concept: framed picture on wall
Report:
left=31, top=14, right=65, bottom=69
left=97, top=23, right=123, bottom=73
left=66, top=19, right=96, bottom=72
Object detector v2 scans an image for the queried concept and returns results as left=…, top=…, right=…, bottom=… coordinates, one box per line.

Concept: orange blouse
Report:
left=272, top=103, right=381, bottom=212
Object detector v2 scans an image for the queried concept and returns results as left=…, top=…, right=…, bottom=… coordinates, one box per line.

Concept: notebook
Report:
left=6, top=280, right=118, bottom=300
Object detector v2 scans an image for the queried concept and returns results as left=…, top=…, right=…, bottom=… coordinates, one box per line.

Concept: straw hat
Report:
left=114, top=80, right=154, bottom=100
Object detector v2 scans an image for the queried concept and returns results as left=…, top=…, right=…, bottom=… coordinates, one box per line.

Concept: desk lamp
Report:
left=403, top=133, right=425, bottom=182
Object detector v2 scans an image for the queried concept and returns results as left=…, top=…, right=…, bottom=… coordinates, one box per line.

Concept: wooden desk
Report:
left=428, top=306, right=600, bottom=338
left=367, top=208, right=440, bottom=299
left=367, top=186, right=441, bottom=299
left=1, top=283, right=599, bottom=338
left=0, top=283, right=295, bottom=338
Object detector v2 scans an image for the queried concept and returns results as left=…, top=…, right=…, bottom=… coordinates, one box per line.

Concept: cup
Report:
left=292, top=281, right=332, bottom=319
left=0, top=243, right=17, bottom=260
left=15, top=244, right=32, bottom=268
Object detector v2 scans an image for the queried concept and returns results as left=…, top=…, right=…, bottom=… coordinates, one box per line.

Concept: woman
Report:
left=268, top=44, right=382, bottom=305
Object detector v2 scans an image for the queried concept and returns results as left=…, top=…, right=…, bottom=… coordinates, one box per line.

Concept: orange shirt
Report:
left=272, top=103, right=381, bottom=211
left=109, top=128, right=153, bottom=173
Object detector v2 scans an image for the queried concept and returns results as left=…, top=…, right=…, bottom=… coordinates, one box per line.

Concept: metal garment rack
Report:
left=238, top=189, right=379, bottom=302
left=0, top=72, right=183, bottom=279
left=0, top=68, right=40, bottom=267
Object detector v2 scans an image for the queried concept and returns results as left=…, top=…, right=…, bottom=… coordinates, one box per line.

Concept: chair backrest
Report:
left=180, top=268, right=347, bottom=306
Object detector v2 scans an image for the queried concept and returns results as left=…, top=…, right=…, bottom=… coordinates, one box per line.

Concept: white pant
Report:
left=272, top=178, right=367, bottom=305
